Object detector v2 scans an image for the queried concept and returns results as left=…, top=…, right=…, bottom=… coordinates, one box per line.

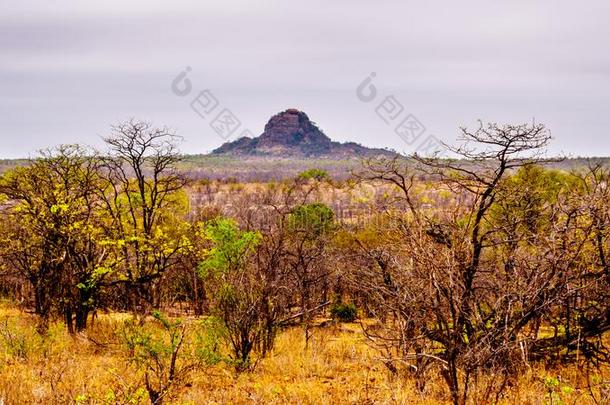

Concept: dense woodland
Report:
left=1, top=120, right=609, bottom=404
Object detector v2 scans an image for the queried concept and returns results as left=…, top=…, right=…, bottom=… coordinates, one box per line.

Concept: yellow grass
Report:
left=0, top=301, right=608, bottom=404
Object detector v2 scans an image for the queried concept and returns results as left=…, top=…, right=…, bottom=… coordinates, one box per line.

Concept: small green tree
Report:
left=297, top=168, right=328, bottom=182
left=285, top=202, right=335, bottom=346
left=199, top=217, right=284, bottom=371
left=287, top=202, right=335, bottom=238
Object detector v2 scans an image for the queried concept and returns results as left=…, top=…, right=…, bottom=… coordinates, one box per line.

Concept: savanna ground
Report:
left=1, top=300, right=608, bottom=404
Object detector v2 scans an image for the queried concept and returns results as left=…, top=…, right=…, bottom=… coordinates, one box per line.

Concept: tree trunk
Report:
left=65, top=306, right=75, bottom=334
left=75, top=306, right=89, bottom=331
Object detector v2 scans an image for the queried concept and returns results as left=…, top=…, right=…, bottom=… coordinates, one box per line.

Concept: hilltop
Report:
left=212, top=109, right=395, bottom=158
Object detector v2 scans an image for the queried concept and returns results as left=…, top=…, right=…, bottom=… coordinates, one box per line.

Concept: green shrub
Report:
left=287, top=203, right=334, bottom=237
left=298, top=168, right=328, bottom=181
left=330, top=303, right=358, bottom=323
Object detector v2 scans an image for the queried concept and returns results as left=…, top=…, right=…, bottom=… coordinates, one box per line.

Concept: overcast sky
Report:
left=1, top=0, right=609, bottom=158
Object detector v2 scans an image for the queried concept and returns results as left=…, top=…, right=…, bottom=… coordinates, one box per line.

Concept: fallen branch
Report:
left=277, top=301, right=331, bottom=326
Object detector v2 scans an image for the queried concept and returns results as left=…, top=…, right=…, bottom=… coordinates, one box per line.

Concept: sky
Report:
left=1, top=0, right=609, bottom=158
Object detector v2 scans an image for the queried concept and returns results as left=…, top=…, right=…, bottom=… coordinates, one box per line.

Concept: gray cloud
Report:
left=1, top=0, right=609, bottom=158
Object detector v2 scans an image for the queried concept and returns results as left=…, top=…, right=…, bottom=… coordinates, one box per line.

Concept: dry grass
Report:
left=0, top=301, right=608, bottom=404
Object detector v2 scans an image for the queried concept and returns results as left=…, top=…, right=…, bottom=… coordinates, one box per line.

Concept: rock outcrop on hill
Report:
left=212, top=109, right=395, bottom=158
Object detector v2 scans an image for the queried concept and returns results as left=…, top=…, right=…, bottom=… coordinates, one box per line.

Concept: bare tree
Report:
left=348, top=121, right=589, bottom=404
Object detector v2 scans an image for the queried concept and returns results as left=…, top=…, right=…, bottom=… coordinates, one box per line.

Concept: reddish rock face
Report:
left=212, top=108, right=395, bottom=158
left=257, top=110, right=331, bottom=151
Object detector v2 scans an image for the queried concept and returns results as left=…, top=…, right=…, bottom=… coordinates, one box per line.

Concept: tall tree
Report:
left=99, top=120, right=189, bottom=316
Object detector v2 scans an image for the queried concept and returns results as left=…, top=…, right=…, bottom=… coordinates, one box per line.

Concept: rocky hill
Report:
left=212, top=109, right=395, bottom=158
